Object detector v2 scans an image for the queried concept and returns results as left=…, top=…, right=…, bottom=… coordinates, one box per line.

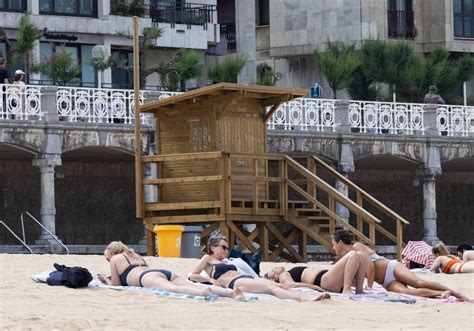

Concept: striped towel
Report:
left=402, top=241, right=435, bottom=268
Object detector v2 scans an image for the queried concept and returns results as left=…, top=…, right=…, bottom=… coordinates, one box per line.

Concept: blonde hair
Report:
left=432, top=242, right=450, bottom=256
left=104, top=241, right=135, bottom=256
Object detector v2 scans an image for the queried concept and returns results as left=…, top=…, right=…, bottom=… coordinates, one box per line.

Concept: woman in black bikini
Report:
left=97, top=241, right=245, bottom=300
left=264, top=250, right=368, bottom=294
left=190, top=236, right=330, bottom=301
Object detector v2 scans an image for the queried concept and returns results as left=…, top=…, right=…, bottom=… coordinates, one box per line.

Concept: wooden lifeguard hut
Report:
left=135, top=83, right=409, bottom=261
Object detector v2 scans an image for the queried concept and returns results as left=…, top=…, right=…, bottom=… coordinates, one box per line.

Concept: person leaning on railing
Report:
left=423, top=85, right=445, bottom=105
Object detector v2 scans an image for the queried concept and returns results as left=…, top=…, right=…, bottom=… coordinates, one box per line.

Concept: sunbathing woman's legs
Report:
left=232, top=278, right=329, bottom=302
left=388, top=262, right=467, bottom=299
left=140, top=274, right=213, bottom=297
left=322, top=251, right=366, bottom=294
left=172, top=276, right=245, bottom=301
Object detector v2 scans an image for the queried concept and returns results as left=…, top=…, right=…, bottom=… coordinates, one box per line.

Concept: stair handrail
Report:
left=0, top=220, right=34, bottom=254
left=20, top=211, right=69, bottom=254
left=310, top=155, right=410, bottom=225
left=285, top=156, right=383, bottom=226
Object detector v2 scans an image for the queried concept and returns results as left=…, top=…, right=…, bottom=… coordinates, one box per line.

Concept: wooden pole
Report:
left=133, top=16, right=144, bottom=218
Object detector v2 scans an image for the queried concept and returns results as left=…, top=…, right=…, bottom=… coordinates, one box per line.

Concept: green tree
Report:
left=30, top=48, right=80, bottom=85
left=174, top=49, right=202, bottom=91
left=314, top=41, right=360, bottom=99
left=208, top=54, right=246, bottom=83
left=0, top=14, right=44, bottom=71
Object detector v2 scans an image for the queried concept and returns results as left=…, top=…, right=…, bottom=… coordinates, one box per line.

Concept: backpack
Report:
left=47, top=263, right=93, bottom=288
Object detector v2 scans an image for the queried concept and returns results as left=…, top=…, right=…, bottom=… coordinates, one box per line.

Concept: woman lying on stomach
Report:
left=97, top=241, right=245, bottom=300
left=190, top=236, right=330, bottom=302
left=431, top=242, right=474, bottom=274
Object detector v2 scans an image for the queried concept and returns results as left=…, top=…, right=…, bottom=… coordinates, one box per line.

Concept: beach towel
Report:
left=402, top=241, right=435, bottom=269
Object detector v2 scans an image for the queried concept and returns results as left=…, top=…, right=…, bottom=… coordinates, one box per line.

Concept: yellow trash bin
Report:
left=154, top=225, right=184, bottom=257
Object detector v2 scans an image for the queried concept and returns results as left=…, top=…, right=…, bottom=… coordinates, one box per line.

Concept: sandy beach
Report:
left=1, top=254, right=473, bottom=330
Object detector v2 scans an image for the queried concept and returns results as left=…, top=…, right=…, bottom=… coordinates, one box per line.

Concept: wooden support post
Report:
left=369, top=222, right=376, bottom=246
left=225, top=155, right=232, bottom=214
left=253, top=158, right=259, bottom=214
left=356, top=191, right=363, bottom=234
left=298, top=227, right=308, bottom=262
left=219, top=156, right=226, bottom=217
left=307, top=157, right=316, bottom=209
left=279, top=160, right=288, bottom=219
left=396, top=220, right=403, bottom=262
left=328, top=196, right=335, bottom=235
left=259, top=223, right=269, bottom=261
left=219, top=221, right=229, bottom=239
left=269, top=228, right=298, bottom=261
left=146, top=228, right=156, bottom=256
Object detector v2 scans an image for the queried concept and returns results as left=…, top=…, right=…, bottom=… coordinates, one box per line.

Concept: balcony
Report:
left=1, top=84, right=472, bottom=138
left=110, top=1, right=216, bottom=30
left=387, top=10, right=418, bottom=39
left=219, top=23, right=236, bottom=52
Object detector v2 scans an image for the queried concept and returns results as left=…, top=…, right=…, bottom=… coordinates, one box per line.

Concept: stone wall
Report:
left=0, top=160, right=144, bottom=245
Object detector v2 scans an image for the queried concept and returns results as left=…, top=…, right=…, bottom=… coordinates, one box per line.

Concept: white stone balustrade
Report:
left=267, top=98, right=336, bottom=132
left=0, top=84, right=43, bottom=120
left=1, top=84, right=473, bottom=137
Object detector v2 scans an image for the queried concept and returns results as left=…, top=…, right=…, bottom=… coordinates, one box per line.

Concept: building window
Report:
left=39, top=0, right=97, bottom=17
left=0, top=0, right=27, bottom=12
left=256, top=0, right=269, bottom=26
left=387, top=0, right=417, bottom=38
left=111, top=49, right=133, bottom=89
left=454, top=0, right=474, bottom=38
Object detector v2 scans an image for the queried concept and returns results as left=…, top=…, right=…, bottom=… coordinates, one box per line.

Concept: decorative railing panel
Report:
left=267, top=98, right=336, bottom=132
left=437, top=105, right=473, bottom=137
left=0, top=85, right=43, bottom=120
left=56, top=87, right=145, bottom=124
left=348, top=101, right=425, bottom=135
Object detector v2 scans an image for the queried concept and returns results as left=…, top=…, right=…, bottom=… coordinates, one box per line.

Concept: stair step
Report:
left=307, top=216, right=330, bottom=221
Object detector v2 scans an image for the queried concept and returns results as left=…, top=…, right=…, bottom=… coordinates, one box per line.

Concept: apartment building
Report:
left=0, top=0, right=220, bottom=89
left=231, top=0, right=473, bottom=95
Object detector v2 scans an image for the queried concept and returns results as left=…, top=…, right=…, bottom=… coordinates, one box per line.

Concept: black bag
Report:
left=47, top=263, right=93, bottom=288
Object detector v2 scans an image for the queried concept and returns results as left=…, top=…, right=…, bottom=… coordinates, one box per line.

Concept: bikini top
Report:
left=118, top=254, right=148, bottom=286
left=287, top=266, right=307, bottom=282
left=369, top=253, right=386, bottom=262
left=211, top=263, right=237, bottom=280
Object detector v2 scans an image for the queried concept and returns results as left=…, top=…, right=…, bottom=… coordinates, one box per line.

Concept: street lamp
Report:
left=91, top=44, right=108, bottom=89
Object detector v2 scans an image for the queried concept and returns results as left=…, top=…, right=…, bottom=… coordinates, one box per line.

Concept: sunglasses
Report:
left=215, top=244, right=229, bottom=251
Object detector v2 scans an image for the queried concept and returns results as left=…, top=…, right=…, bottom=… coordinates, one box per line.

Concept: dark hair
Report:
left=207, top=236, right=228, bottom=255
left=429, top=85, right=438, bottom=93
left=457, top=243, right=472, bottom=253
left=332, top=229, right=353, bottom=245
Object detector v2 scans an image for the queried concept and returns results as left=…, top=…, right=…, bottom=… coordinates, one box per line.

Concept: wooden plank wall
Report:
left=158, top=116, right=218, bottom=202
left=218, top=99, right=267, bottom=200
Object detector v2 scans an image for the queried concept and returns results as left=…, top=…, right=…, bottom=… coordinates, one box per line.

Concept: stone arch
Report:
left=0, top=142, right=41, bottom=158
left=354, top=153, right=421, bottom=169
left=439, top=144, right=472, bottom=163
left=351, top=140, right=425, bottom=164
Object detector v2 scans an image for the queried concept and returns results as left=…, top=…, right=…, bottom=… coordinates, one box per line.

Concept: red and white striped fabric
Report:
left=402, top=241, right=435, bottom=269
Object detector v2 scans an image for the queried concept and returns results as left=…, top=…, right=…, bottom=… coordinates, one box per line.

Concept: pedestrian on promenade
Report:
left=423, top=85, right=445, bottom=104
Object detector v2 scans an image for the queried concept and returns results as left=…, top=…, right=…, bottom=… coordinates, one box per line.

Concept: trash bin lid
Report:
left=154, top=225, right=184, bottom=232
left=183, top=226, right=203, bottom=233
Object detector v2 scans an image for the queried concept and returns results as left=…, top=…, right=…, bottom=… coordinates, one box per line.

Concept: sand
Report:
left=1, top=254, right=473, bottom=330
